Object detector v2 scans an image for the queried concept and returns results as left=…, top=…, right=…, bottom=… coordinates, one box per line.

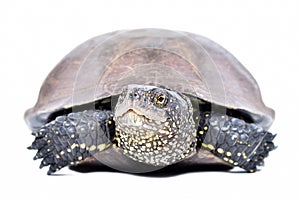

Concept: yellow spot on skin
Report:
left=80, top=143, right=86, bottom=149
left=234, top=162, right=239, bottom=166
left=203, top=126, right=208, bottom=131
left=71, top=143, right=77, bottom=149
left=207, top=144, right=215, bottom=150
left=97, top=144, right=106, bottom=151
left=205, top=113, right=210, bottom=118
left=60, top=151, right=65, bottom=155
left=226, top=152, right=232, bottom=156
left=114, top=138, right=120, bottom=146
left=192, top=131, right=197, bottom=137
left=78, top=156, right=83, bottom=161
left=108, top=121, right=112, bottom=125
left=141, top=146, right=146, bottom=151
left=67, top=148, right=71, bottom=153
left=199, top=131, right=204, bottom=135
left=223, top=157, right=229, bottom=162
left=237, top=152, right=241, bottom=156
left=202, top=143, right=207, bottom=148
left=47, top=149, right=51, bottom=152
left=55, top=154, right=60, bottom=159
left=217, top=148, right=224, bottom=154
left=195, top=116, right=199, bottom=120
left=229, top=159, right=234, bottom=164
left=89, top=145, right=96, bottom=151
left=249, top=169, right=255, bottom=173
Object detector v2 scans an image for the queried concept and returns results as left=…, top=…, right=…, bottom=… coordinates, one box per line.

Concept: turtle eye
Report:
left=155, top=94, right=167, bottom=106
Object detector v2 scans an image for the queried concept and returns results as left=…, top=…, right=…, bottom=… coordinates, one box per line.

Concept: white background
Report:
left=1, top=0, right=299, bottom=199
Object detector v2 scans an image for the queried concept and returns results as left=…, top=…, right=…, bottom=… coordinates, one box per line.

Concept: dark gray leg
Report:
left=196, top=112, right=276, bottom=172
left=28, top=110, right=115, bottom=175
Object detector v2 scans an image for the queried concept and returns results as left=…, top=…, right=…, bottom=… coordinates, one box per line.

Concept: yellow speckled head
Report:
left=114, top=85, right=197, bottom=166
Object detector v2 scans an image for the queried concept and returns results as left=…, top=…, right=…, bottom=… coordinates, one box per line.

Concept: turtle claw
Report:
left=28, top=110, right=114, bottom=175
left=29, top=137, right=47, bottom=150
left=242, top=132, right=276, bottom=172
left=197, top=114, right=276, bottom=172
left=28, top=124, right=74, bottom=174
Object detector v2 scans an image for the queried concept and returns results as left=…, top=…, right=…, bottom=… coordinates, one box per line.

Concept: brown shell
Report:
left=25, top=29, right=274, bottom=131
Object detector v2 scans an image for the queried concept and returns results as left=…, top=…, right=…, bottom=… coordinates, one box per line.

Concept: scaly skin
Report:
left=196, top=112, right=276, bottom=172
left=28, top=110, right=114, bottom=175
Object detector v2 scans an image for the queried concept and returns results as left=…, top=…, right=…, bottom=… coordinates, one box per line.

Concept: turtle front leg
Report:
left=196, top=112, right=276, bottom=172
left=28, top=110, right=115, bottom=175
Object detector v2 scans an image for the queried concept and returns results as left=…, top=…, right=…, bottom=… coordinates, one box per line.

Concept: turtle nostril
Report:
left=129, top=93, right=133, bottom=98
left=129, top=91, right=140, bottom=100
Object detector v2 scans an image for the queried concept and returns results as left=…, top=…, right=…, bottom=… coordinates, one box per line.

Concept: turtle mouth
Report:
left=116, top=109, right=163, bottom=130
left=123, top=110, right=148, bottom=126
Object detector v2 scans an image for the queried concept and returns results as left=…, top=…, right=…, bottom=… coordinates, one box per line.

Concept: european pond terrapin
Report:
left=25, top=29, right=276, bottom=175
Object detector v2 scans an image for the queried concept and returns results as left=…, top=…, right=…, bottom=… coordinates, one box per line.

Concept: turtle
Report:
left=25, top=29, right=276, bottom=175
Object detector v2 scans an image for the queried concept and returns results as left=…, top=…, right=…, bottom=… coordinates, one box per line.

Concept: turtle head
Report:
left=114, top=84, right=197, bottom=166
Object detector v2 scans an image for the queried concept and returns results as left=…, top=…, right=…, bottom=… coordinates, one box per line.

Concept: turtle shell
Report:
left=25, top=29, right=274, bottom=131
